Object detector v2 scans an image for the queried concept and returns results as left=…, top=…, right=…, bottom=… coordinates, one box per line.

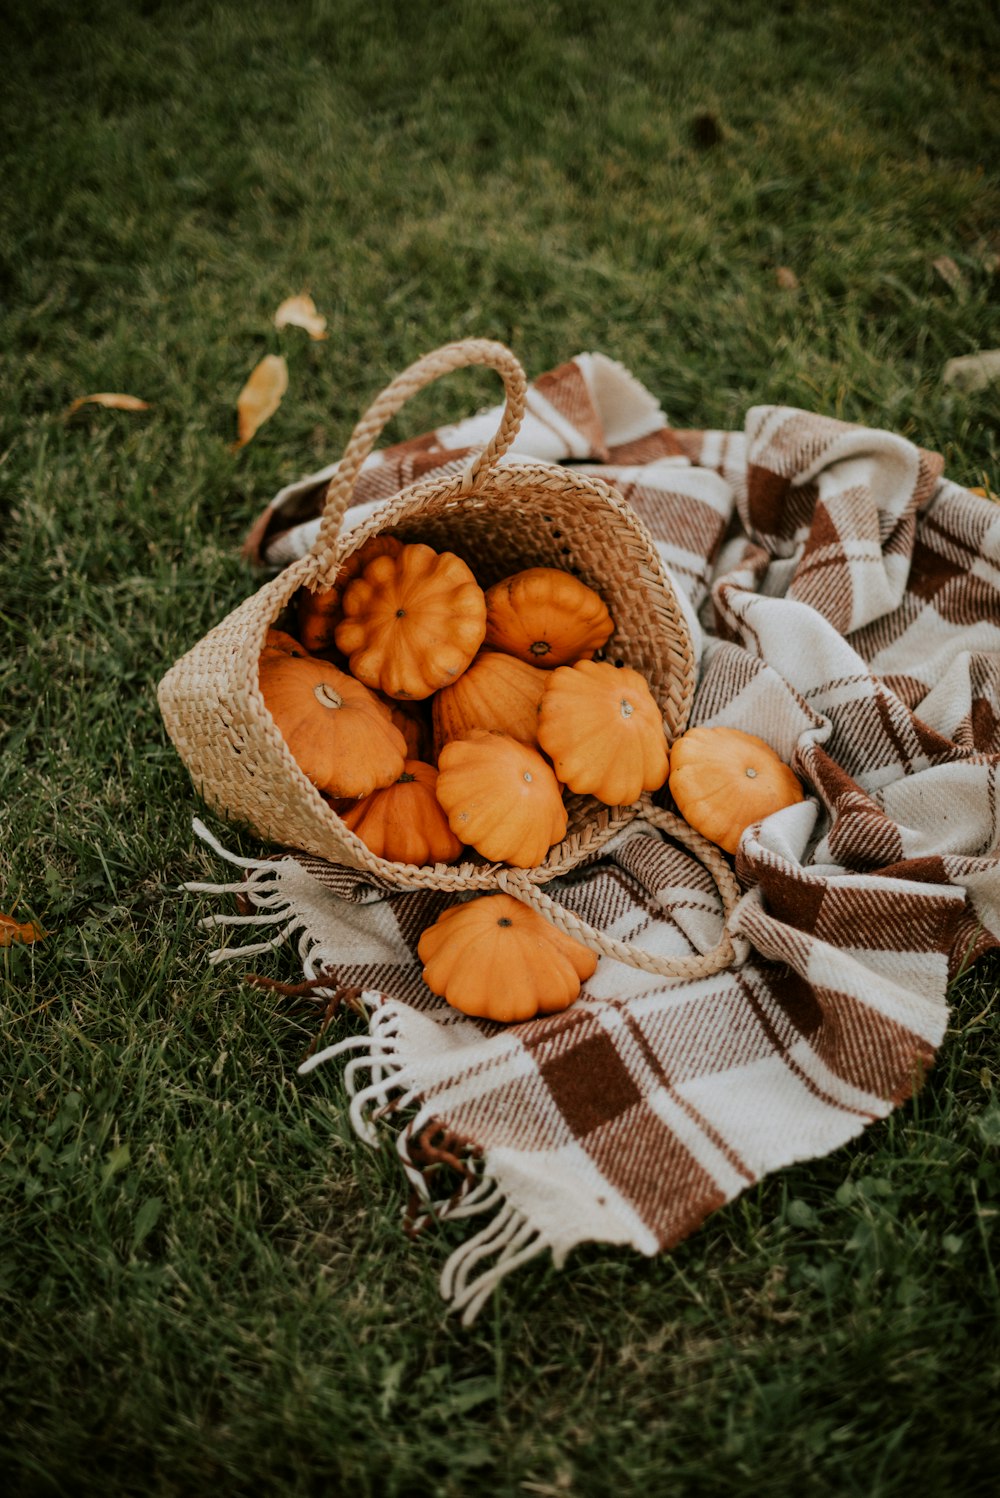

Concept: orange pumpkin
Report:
left=258, top=652, right=406, bottom=798
left=537, top=659, right=669, bottom=806
left=668, top=725, right=805, bottom=855
left=261, top=627, right=310, bottom=658
left=295, top=585, right=341, bottom=657
left=435, top=730, right=568, bottom=868
left=418, top=892, right=598, bottom=1022
left=337, top=760, right=464, bottom=866
left=297, top=536, right=404, bottom=656
left=432, top=650, right=549, bottom=754
left=379, top=694, right=433, bottom=762
left=483, top=567, right=613, bottom=667
left=334, top=541, right=487, bottom=700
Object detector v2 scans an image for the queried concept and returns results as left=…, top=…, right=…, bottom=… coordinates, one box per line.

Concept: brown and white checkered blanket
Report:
left=192, top=353, right=1000, bottom=1324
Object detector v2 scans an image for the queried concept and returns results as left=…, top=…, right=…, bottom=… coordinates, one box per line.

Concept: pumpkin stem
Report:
left=619, top=697, right=634, bottom=719
left=398, top=771, right=416, bottom=784
left=745, top=767, right=758, bottom=778
left=497, top=917, right=513, bottom=927
left=529, top=640, right=551, bottom=657
left=313, top=683, right=344, bottom=710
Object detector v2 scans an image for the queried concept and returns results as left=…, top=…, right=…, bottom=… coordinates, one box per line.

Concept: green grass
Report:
left=3, top=1, right=1000, bottom=1493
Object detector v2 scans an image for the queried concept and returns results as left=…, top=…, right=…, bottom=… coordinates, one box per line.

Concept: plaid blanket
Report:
left=192, top=353, right=1000, bottom=1324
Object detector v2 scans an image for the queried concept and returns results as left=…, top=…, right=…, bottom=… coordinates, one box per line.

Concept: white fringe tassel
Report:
left=439, top=1200, right=548, bottom=1326
left=397, top=1125, right=504, bottom=1234
left=185, top=817, right=357, bottom=973
left=183, top=818, right=309, bottom=964
left=186, top=817, right=552, bottom=1324
left=298, top=1004, right=417, bottom=1146
left=303, top=1015, right=553, bottom=1320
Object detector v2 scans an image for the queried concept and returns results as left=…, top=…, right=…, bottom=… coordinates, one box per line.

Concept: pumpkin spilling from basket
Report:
left=260, top=538, right=803, bottom=1023
left=159, top=339, right=805, bottom=1024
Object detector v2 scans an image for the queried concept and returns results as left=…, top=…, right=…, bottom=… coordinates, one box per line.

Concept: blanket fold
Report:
left=192, top=352, right=1000, bottom=1321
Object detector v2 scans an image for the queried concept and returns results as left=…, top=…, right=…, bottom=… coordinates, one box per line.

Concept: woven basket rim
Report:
left=232, top=460, right=696, bottom=886
left=159, top=355, right=696, bottom=892
left=158, top=338, right=747, bottom=977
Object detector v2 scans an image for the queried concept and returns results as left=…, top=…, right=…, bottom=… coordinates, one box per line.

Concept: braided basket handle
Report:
left=312, top=339, right=528, bottom=571
left=498, top=799, right=744, bottom=980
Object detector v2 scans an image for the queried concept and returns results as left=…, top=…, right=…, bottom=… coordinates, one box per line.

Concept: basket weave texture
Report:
left=158, top=339, right=702, bottom=900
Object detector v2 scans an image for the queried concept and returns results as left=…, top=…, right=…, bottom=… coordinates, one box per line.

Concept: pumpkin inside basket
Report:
left=157, top=339, right=711, bottom=901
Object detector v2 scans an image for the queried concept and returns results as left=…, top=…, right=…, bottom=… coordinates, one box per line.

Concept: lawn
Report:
left=2, top=2, right=1000, bottom=1494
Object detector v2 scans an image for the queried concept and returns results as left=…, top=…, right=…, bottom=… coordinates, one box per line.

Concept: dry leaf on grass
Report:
left=64, top=392, right=151, bottom=418
left=932, top=255, right=965, bottom=293
left=942, top=349, right=1000, bottom=392
left=775, top=266, right=800, bottom=291
left=1, top=912, right=46, bottom=946
left=274, top=294, right=328, bottom=340
left=232, top=354, right=288, bottom=450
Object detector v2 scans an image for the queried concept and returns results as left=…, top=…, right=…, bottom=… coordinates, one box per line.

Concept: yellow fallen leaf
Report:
left=64, top=392, right=151, bottom=418
left=274, top=293, right=328, bottom=340
left=0, top=912, right=46, bottom=946
left=775, top=266, right=799, bottom=291
left=969, top=486, right=997, bottom=501
left=232, top=354, right=288, bottom=451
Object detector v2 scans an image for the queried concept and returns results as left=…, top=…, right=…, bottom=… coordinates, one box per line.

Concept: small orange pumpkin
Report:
left=258, top=653, right=407, bottom=799
left=435, top=730, right=568, bottom=868
left=261, top=627, right=310, bottom=658
left=668, top=725, right=805, bottom=855
left=483, top=567, right=614, bottom=667
left=297, top=536, right=404, bottom=656
left=537, top=659, right=669, bottom=806
left=418, top=892, right=598, bottom=1022
left=335, top=542, right=487, bottom=700
left=432, top=650, right=549, bottom=754
left=338, top=760, right=464, bottom=866
left=295, top=586, right=341, bottom=657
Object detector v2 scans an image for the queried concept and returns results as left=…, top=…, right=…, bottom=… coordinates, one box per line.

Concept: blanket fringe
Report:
left=298, top=1010, right=550, bottom=1322
left=185, top=818, right=324, bottom=967
left=298, top=1003, right=416, bottom=1145
left=185, top=819, right=551, bottom=1325
left=438, top=1199, right=549, bottom=1326
left=187, top=818, right=270, bottom=870
left=398, top=1118, right=486, bottom=1236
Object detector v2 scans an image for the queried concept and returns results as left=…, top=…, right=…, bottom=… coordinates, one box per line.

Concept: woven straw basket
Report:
left=159, top=339, right=740, bottom=978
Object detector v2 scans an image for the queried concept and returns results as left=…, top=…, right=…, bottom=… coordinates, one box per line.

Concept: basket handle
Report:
left=312, top=339, right=528, bottom=571
left=497, top=800, right=745, bottom=979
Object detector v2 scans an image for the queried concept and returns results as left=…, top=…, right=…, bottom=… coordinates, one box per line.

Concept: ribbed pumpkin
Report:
left=668, top=725, right=805, bottom=855
left=537, top=659, right=669, bottom=806
left=257, top=652, right=406, bottom=799
left=297, top=536, right=404, bottom=656
left=418, top=893, right=598, bottom=1022
left=483, top=567, right=614, bottom=667
left=435, top=730, right=568, bottom=868
left=337, top=760, right=464, bottom=866
left=432, top=650, right=549, bottom=754
left=334, top=541, right=487, bottom=700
